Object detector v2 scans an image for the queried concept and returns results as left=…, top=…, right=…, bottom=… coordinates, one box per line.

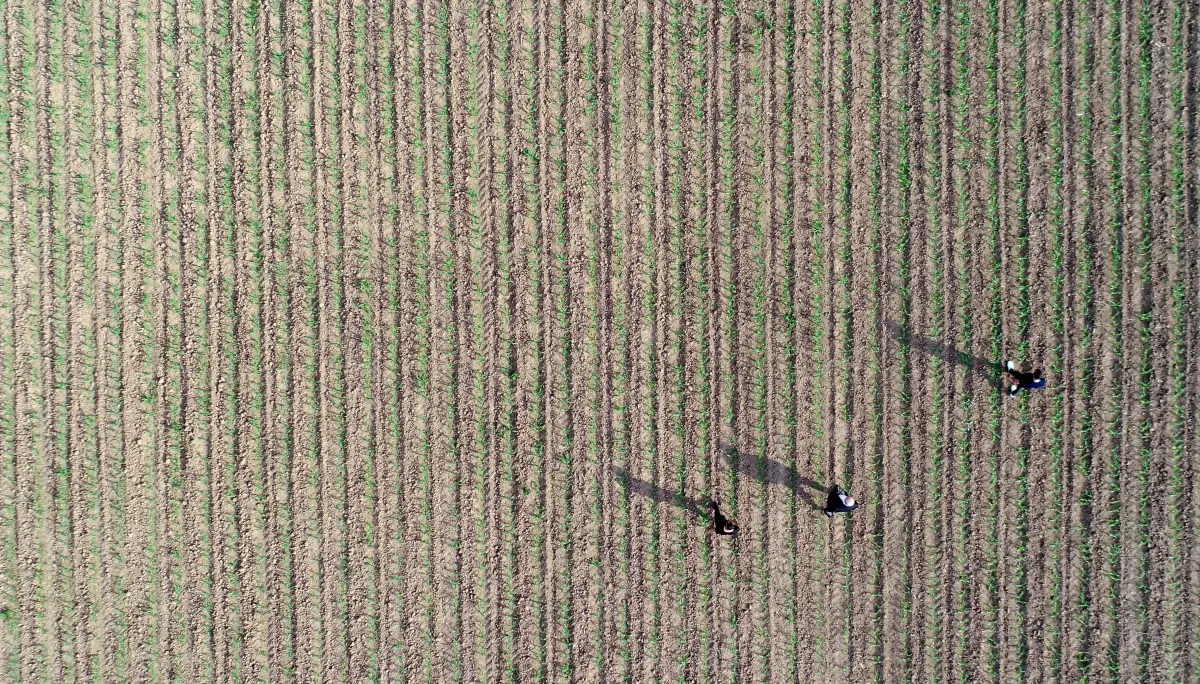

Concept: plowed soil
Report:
left=0, top=0, right=1196, bottom=680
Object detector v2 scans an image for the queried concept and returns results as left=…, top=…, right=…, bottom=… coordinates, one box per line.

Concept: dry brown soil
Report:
left=0, top=0, right=1197, bottom=680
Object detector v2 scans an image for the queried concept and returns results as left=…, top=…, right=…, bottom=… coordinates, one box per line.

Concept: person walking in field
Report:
left=824, top=485, right=859, bottom=517
left=1005, top=360, right=1047, bottom=397
left=709, top=501, right=739, bottom=536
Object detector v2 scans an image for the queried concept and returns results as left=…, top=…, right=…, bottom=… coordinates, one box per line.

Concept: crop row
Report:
left=67, top=0, right=104, bottom=677
left=1164, top=0, right=1191, bottom=678
left=266, top=0, right=298, bottom=671
left=805, top=0, right=827, bottom=673
left=864, top=0, right=885, bottom=678
left=548, top=0, right=574, bottom=676
left=833, top=0, right=855, bottom=675
left=0, top=0, right=18, bottom=675
left=487, top=0, right=519, bottom=678
left=636, top=1, right=663, bottom=675
left=746, top=3, right=772, bottom=680
left=717, top=0, right=741, bottom=678
left=1132, top=0, right=1155, bottom=678
left=893, top=0, right=917, bottom=678
left=687, top=1, right=716, bottom=680
left=665, top=1, right=691, bottom=680
left=46, top=0, right=76, bottom=675
left=463, top=0, right=491, bottom=677
left=1102, top=0, right=1126, bottom=676
left=1071, top=0, right=1098, bottom=675
left=778, top=0, right=800, bottom=679
left=1010, top=0, right=1032, bottom=677
left=429, top=0, right=463, bottom=678
left=579, top=3, right=605, bottom=676
left=156, top=0, right=188, bottom=674
left=349, top=0, right=381, bottom=676
left=1045, top=0, right=1068, bottom=675
left=515, top=0, right=548, bottom=677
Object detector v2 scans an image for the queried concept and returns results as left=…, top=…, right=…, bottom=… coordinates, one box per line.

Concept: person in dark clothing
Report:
left=1006, top=360, right=1047, bottom=397
left=824, top=485, right=859, bottom=517
left=708, top=501, right=739, bottom=536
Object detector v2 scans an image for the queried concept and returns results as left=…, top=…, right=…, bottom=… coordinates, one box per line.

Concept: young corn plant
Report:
left=1163, top=2, right=1190, bottom=677
left=893, top=0, right=917, bottom=679
left=1012, top=0, right=1032, bottom=677
left=980, top=0, right=1004, bottom=674
left=579, top=7, right=604, bottom=677
left=45, top=0, right=78, bottom=675
left=1103, top=0, right=1126, bottom=677
left=515, top=1, right=548, bottom=678
left=463, top=0, right=491, bottom=677
left=608, top=3, right=633, bottom=676
left=638, top=3, right=663, bottom=672
left=717, top=0, right=740, bottom=678
left=686, top=4, right=715, bottom=680
left=295, top=0, right=327, bottom=673
left=1046, top=0, right=1068, bottom=675
left=406, top=0, right=435, bottom=678
left=665, top=1, right=691, bottom=679
left=325, top=0, right=352, bottom=672
left=1072, top=0, right=1098, bottom=675
left=865, top=0, right=886, bottom=678
left=0, top=0, right=16, bottom=670
left=66, top=0, right=104, bottom=676
left=778, top=0, right=801, bottom=679
left=806, top=0, right=828, bottom=670
left=486, top=0, right=519, bottom=679
left=262, top=0, right=298, bottom=671
left=429, top=1, right=463, bottom=680
left=834, top=0, right=856, bottom=674
left=1133, top=2, right=1155, bottom=678
left=100, top=0, right=132, bottom=676
left=747, top=7, right=772, bottom=679
left=238, top=0, right=272, bottom=674
left=549, top=0, right=576, bottom=675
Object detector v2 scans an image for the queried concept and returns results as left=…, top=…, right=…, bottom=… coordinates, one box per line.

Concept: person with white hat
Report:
left=824, top=485, right=859, bottom=517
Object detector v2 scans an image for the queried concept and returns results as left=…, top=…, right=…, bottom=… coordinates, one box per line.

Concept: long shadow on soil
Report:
left=614, top=468, right=708, bottom=518
left=717, top=444, right=830, bottom=513
left=886, top=319, right=1006, bottom=381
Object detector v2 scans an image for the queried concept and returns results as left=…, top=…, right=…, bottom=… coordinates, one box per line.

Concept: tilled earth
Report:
left=0, top=0, right=1196, bottom=680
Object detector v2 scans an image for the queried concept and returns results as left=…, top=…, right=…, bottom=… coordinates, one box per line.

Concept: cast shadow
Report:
left=885, top=319, right=1005, bottom=380
left=613, top=467, right=707, bottom=518
left=717, top=444, right=829, bottom=512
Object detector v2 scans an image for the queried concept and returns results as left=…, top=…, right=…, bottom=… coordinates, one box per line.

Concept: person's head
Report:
left=1033, top=369, right=1043, bottom=379
left=843, top=496, right=855, bottom=507
left=723, top=521, right=738, bottom=534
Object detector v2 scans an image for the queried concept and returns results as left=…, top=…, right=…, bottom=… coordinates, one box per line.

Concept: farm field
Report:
left=0, top=0, right=1197, bottom=679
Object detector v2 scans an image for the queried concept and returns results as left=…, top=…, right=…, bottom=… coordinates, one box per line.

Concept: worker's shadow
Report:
left=886, top=319, right=1005, bottom=380
left=718, top=444, right=828, bottom=512
left=613, top=467, right=708, bottom=518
